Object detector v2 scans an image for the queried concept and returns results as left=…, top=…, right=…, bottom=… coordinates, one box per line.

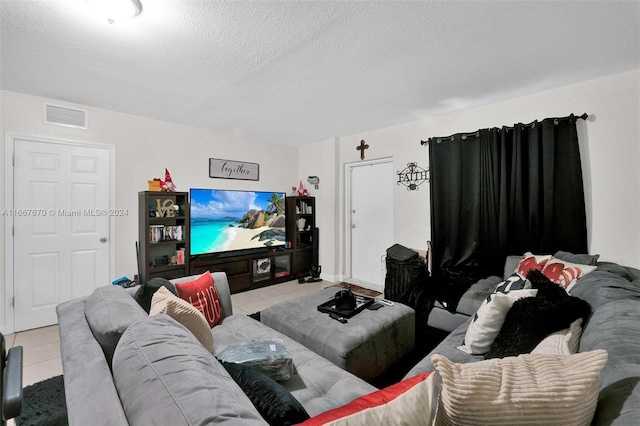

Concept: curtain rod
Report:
left=420, top=113, right=588, bottom=146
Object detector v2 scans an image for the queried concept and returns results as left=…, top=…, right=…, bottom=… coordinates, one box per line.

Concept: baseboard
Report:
left=320, top=273, right=340, bottom=283
left=343, top=278, right=383, bottom=293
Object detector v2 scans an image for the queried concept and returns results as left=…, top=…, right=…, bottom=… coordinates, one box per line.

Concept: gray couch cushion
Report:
left=212, top=314, right=377, bottom=417
left=581, top=299, right=640, bottom=366
left=580, top=298, right=640, bottom=425
left=455, top=276, right=502, bottom=316
left=562, top=299, right=640, bottom=426
left=57, top=297, right=129, bottom=426
left=503, top=255, right=522, bottom=279
left=404, top=317, right=485, bottom=378
left=570, top=270, right=640, bottom=311
left=553, top=250, right=600, bottom=266
left=593, top=363, right=640, bottom=425
left=84, top=285, right=147, bottom=366
left=595, top=262, right=640, bottom=281
left=113, top=315, right=267, bottom=426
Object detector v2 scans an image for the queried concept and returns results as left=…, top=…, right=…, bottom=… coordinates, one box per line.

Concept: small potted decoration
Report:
left=148, top=169, right=176, bottom=191
left=292, top=180, right=309, bottom=197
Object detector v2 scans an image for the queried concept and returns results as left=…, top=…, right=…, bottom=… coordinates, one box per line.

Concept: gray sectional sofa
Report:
left=56, top=272, right=376, bottom=425
left=58, top=256, right=640, bottom=425
left=405, top=255, right=640, bottom=426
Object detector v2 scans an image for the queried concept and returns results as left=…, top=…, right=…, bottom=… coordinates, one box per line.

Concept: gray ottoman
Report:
left=261, top=288, right=415, bottom=380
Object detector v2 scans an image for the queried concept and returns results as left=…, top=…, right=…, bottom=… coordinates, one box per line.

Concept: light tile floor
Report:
left=5, top=278, right=332, bottom=389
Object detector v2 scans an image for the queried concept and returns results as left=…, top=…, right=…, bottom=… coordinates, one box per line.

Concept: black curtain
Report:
left=429, top=114, right=588, bottom=278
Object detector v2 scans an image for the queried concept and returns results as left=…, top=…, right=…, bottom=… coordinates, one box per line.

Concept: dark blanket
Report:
left=486, top=270, right=591, bottom=359
left=15, top=375, right=68, bottom=426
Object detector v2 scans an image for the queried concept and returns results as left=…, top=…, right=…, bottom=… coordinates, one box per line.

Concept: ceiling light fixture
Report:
left=87, top=0, right=142, bottom=24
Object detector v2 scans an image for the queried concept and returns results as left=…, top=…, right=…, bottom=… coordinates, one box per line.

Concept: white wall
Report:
left=299, top=69, right=640, bottom=280
left=0, top=90, right=299, bottom=330
left=2, top=68, right=638, bottom=329
left=297, top=137, right=341, bottom=281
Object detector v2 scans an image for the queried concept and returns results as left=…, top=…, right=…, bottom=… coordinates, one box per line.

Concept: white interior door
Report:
left=347, top=159, right=393, bottom=291
left=12, top=137, right=112, bottom=331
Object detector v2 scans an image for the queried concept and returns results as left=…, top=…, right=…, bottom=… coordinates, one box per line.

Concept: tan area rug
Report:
left=327, top=282, right=382, bottom=297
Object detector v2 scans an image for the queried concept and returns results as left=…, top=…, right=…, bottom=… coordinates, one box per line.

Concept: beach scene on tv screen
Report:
left=190, top=189, right=286, bottom=255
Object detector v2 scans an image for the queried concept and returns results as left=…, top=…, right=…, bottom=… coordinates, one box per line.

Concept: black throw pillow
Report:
left=221, top=361, right=310, bottom=426
left=486, top=270, right=591, bottom=359
left=133, top=277, right=177, bottom=313
left=525, top=269, right=568, bottom=299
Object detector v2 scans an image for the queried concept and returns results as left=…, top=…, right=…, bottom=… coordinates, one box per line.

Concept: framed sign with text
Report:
left=209, top=158, right=259, bottom=181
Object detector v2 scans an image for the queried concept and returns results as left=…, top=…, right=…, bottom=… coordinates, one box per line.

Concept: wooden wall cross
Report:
left=356, top=140, right=369, bottom=160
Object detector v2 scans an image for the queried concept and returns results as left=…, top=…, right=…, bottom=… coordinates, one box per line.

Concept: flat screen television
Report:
left=190, top=188, right=287, bottom=256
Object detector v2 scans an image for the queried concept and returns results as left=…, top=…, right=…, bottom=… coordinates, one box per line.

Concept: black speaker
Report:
left=312, top=227, right=319, bottom=267
left=299, top=228, right=322, bottom=283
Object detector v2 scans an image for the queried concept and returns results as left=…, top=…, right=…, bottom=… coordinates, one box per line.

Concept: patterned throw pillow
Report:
left=494, top=272, right=531, bottom=293
left=514, top=252, right=552, bottom=277
left=542, top=257, right=597, bottom=292
left=174, top=271, right=223, bottom=328
left=300, top=372, right=437, bottom=426
left=458, top=289, right=538, bottom=355
left=433, top=350, right=608, bottom=426
left=150, top=286, right=215, bottom=354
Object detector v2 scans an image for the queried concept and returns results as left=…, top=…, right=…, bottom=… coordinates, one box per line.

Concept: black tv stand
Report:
left=217, top=247, right=271, bottom=258
left=190, top=248, right=295, bottom=294
left=188, top=196, right=317, bottom=295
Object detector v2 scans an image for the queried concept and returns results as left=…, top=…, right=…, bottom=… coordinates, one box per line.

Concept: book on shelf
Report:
left=165, top=225, right=183, bottom=241
left=149, top=225, right=183, bottom=242
left=298, top=200, right=313, bottom=214
left=149, top=225, right=164, bottom=243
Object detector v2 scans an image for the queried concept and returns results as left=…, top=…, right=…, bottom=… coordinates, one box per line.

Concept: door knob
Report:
left=351, top=224, right=356, bottom=229
left=100, top=237, right=108, bottom=243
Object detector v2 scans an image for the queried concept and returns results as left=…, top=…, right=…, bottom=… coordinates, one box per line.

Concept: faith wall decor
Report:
left=209, top=158, right=259, bottom=181
left=397, top=162, right=429, bottom=191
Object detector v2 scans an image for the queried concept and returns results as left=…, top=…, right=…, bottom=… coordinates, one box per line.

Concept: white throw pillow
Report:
left=458, top=289, right=537, bottom=355
left=433, top=350, right=608, bottom=426
left=531, top=318, right=583, bottom=355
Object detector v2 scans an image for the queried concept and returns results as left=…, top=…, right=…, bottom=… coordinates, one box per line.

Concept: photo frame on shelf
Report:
left=209, top=158, right=259, bottom=181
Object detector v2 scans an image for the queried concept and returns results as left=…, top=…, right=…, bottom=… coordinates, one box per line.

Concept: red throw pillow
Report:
left=299, top=372, right=436, bottom=425
left=174, top=271, right=222, bottom=328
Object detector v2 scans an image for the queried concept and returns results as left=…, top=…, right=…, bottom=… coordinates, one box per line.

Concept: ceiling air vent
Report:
left=44, top=103, right=88, bottom=129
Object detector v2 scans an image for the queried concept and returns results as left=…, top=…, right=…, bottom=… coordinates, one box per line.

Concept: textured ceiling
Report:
left=1, top=0, right=639, bottom=147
